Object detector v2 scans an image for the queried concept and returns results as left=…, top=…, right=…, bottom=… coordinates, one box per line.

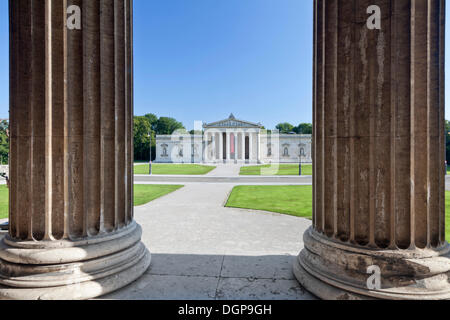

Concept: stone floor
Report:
left=103, top=182, right=315, bottom=300
left=206, top=164, right=241, bottom=177
left=446, top=176, right=450, bottom=191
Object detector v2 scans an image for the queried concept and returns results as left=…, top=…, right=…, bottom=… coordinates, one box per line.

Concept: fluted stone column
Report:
left=0, top=0, right=151, bottom=300
left=249, top=133, right=253, bottom=162
left=219, top=132, right=223, bottom=163
left=205, top=133, right=211, bottom=162
left=257, top=132, right=261, bottom=163
left=212, top=134, right=216, bottom=161
left=234, top=133, right=237, bottom=162
left=295, top=0, right=449, bottom=300
left=226, top=132, right=231, bottom=162
left=241, top=132, right=245, bottom=162
left=203, top=133, right=208, bottom=163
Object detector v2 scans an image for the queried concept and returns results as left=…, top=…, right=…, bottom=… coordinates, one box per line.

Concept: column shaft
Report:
left=226, top=132, right=231, bottom=161
left=234, top=133, right=237, bottom=162
left=257, top=132, right=261, bottom=163
left=241, top=132, right=246, bottom=161
left=249, top=133, right=253, bottom=162
left=203, top=133, right=208, bottom=163
left=212, top=134, right=216, bottom=161
left=219, top=132, right=224, bottom=161
left=8, top=0, right=134, bottom=240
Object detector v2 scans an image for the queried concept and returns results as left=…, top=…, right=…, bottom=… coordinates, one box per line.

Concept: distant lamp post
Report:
left=299, top=153, right=302, bottom=176
left=149, top=131, right=152, bottom=175
left=298, top=129, right=302, bottom=176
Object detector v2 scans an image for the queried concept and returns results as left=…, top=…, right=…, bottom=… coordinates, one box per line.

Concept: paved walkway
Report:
left=206, top=164, right=241, bottom=177
left=446, top=176, right=450, bottom=191
left=134, top=174, right=312, bottom=185
left=104, top=183, right=314, bottom=300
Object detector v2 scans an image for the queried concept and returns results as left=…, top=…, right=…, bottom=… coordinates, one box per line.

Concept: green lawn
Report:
left=226, top=185, right=313, bottom=218
left=133, top=185, right=184, bottom=206
left=0, top=186, right=8, bottom=219
left=227, top=186, right=450, bottom=241
left=0, top=185, right=183, bottom=219
left=1, top=184, right=450, bottom=242
left=134, top=164, right=216, bottom=175
left=240, top=164, right=313, bottom=176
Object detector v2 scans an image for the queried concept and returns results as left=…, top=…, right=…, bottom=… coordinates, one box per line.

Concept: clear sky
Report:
left=0, top=1, right=449, bottom=130
left=133, top=0, right=313, bottom=130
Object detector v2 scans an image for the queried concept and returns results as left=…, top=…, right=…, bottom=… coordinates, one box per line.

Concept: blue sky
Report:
left=133, top=0, right=312, bottom=130
left=0, top=1, right=449, bottom=130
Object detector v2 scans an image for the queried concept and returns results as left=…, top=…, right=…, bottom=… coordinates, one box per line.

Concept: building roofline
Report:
left=203, top=114, right=263, bottom=129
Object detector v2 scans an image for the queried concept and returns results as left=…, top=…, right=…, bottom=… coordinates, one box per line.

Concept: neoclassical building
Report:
left=155, top=114, right=312, bottom=164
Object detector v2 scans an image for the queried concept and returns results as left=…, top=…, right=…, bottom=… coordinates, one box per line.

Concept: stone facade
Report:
left=155, top=114, right=312, bottom=164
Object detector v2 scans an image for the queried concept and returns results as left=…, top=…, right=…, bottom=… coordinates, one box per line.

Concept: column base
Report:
left=0, top=221, right=151, bottom=300
left=294, top=227, right=450, bottom=300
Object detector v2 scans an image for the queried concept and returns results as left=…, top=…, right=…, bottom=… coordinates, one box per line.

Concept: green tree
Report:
left=276, top=123, right=295, bottom=134
left=133, top=115, right=185, bottom=161
left=155, top=117, right=185, bottom=135
left=294, top=123, right=313, bottom=134
left=133, top=116, right=153, bottom=161
left=446, top=120, right=450, bottom=163
left=144, top=113, right=158, bottom=130
left=0, top=120, right=8, bottom=165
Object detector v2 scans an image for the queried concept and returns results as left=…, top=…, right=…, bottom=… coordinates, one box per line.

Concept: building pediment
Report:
left=203, top=114, right=262, bottom=129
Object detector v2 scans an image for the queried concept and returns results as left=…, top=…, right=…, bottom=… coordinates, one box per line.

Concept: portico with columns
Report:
left=203, top=114, right=262, bottom=164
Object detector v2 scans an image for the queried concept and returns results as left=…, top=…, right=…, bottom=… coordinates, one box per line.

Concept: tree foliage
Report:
left=0, top=120, right=8, bottom=165
left=294, top=123, right=313, bottom=135
left=133, top=116, right=152, bottom=161
left=275, top=122, right=313, bottom=135
left=446, top=120, right=450, bottom=163
left=144, top=113, right=158, bottom=130
left=275, top=123, right=295, bottom=134
left=154, top=117, right=185, bottom=135
left=133, top=114, right=185, bottom=161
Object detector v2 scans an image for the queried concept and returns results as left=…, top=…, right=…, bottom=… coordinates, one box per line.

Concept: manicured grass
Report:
left=240, top=164, right=313, bottom=176
left=227, top=186, right=450, bottom=242
left=134, top=164, right=216, bottom=175
left=134, top=185, right=183, bottom=206
left=0, top=185, right=183, bottom=218
left=446, top=191, right=450, bottom=241
left=0, top=186, right=8, bottom=219
left=226, top=185, right=313, bottom=218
